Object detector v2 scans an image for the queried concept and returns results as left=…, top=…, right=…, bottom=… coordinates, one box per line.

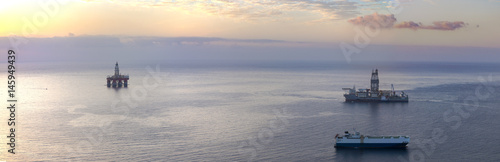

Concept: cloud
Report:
left=393, top=21, right=421, bottom=30
left=429, top=21, right=467, bottom=30
left=183, top=0, right=362, bottom=22
left=395, top=21, right=467, bottom=30
left=285, top=0, right=360, bottom=21
left=348, top=13, right=467, bottom=31
left=347, top=13, right=396, bottom=28
left=113, top=36, right=309, bottom=47
left=80, top=0, right=390, bottom=23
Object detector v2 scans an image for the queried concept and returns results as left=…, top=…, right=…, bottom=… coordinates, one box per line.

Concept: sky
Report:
left=0, top=0, right=499, bottom=63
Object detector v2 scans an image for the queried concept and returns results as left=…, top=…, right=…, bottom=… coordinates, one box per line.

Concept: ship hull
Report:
left=344, top=94, right=408, bottom=102
left=334, top=142, right=408, bottom=148
left=344, top=99, right=409, bottom=102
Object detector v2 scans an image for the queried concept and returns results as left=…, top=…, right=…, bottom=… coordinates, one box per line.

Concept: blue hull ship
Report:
left=335, top=131, right=410, bottom=148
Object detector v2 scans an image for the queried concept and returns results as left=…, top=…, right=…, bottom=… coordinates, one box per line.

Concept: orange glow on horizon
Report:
left=0, top=0, right=497, bottom=49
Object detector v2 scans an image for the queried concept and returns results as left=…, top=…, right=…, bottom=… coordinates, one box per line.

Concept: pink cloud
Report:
left=347, top=13, right=397, bottom=28
left=348, top=13, right=467, bottom=31
left=395, top=21, right=467, bottom=30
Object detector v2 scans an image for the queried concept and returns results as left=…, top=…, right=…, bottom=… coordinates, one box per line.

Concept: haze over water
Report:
left=1, top=61, right=500, bottom=161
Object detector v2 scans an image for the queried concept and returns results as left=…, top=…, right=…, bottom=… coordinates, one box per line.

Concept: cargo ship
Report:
left=334, top=130, right=410, bottom=148
left=342, top=69, right=408, bottom=102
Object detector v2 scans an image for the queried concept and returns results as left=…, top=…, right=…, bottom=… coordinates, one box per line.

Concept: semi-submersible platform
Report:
left=107, top=62, right=129, bottom=88
left=342, top=69, right=408, bottom=102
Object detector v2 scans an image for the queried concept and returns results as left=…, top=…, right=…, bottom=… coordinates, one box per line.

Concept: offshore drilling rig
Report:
left=107, top=62, right=129, bottom=88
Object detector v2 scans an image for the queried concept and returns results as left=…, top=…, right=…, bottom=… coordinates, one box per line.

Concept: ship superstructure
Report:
left=334, top=130, right=410, bottom=148
left=342, top=69, right=408, bottom=102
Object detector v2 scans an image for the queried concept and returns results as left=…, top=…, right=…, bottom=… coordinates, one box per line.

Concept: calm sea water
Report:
left=1, top=61, right=500, bottom=161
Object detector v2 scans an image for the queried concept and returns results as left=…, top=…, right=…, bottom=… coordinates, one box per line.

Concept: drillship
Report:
left=342, top=69, right=408, bottom=102
left=334, top=130, right=410, bottom=148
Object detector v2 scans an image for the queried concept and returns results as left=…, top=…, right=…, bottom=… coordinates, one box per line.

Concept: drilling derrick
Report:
left=115, top=62, right=119, bottom=76
left=370, top=69, right=379, bottom=94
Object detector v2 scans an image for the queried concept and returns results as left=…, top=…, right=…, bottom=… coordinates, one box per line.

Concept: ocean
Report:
left=1, top=61, right=500, bottom=161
